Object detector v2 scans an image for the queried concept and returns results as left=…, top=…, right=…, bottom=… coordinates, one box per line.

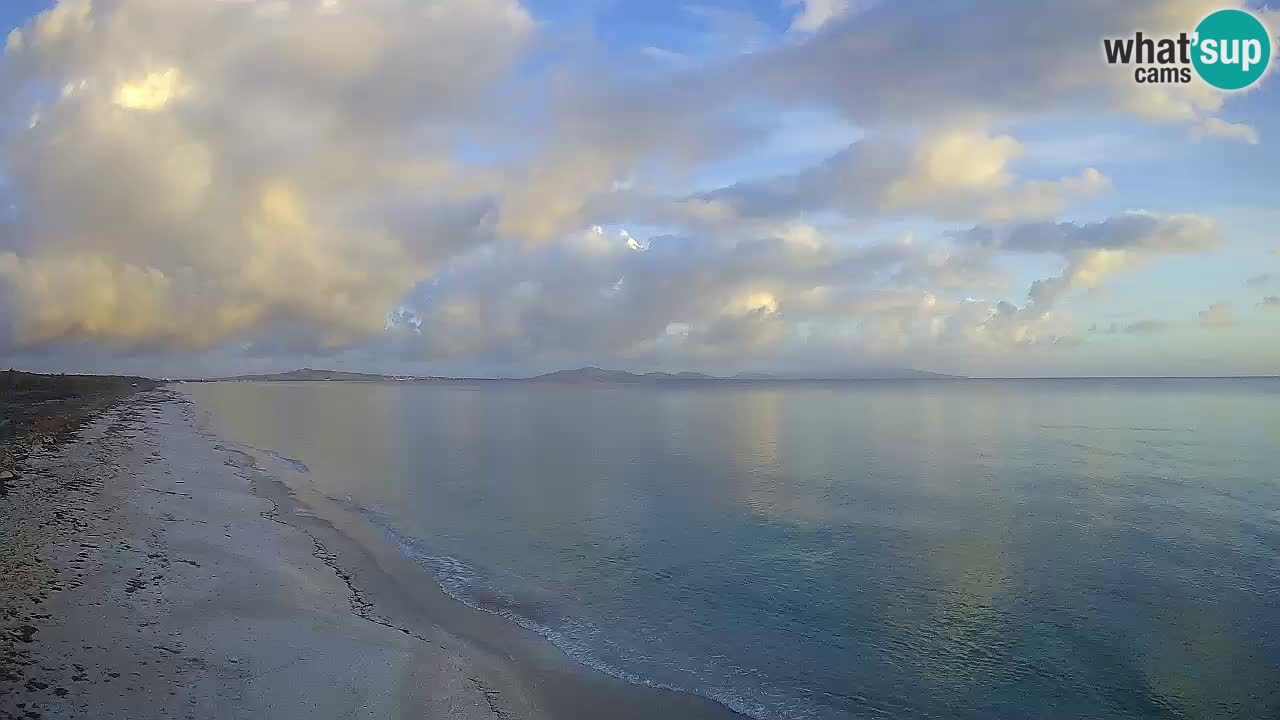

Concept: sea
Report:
left=186, top=378, right=1280, bottom=720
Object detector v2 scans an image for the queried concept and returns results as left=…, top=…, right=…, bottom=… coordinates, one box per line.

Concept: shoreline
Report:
left=1, top=387, right=746, bottom=719
left=214, top=396, right=749, bottom=720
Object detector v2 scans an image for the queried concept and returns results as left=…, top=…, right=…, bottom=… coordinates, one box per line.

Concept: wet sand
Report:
left=1, top=387, right=743, bottom=719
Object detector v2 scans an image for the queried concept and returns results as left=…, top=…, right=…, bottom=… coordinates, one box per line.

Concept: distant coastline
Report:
left=184, top=367, right=1280, bottom=384
left=190, top=366, right=963, bottom=384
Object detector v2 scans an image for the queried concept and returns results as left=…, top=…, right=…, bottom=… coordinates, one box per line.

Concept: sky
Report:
left=0, top=0, right=1278, bottom=378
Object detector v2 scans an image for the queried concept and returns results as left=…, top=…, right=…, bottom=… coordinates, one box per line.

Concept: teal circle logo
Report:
left=1193, top=9, right=1271, bottom=90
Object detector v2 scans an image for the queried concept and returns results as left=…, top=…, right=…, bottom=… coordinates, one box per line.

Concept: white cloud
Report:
left=883, top=130, right=1023, bottom=209
left=881, top=129, right=1108, bottom=222
left=113, top=68, right=188, bottom=111
left=5, top=29, right=23, bottom=55
left=0, top=0, right=534, bottom=352
left=641, top=46, right=688, bottom=67
left=1193, top=117, right=1260, bottom=145
left=382, top=211, right=1213, bottom=369
left=959, top=213, right=1222, bottom=313
left=29, top=0, right=92, bottom=48
left=685, top=127, right=1109, bottom=226
left=786, top=0, right=852, bottom=33
left=623, top=230, right=649, bottom=252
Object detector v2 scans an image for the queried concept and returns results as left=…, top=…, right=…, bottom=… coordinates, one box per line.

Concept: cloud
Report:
left=748, top=0, right=1262, bottom=140
left=786, top=0, right=853, bottom=33
left=960, top=212, right=1221, bottom=255
left=5, top=0, right=92, bottom=53
left=640, top=46, right=688, bottom=68
left=880, top=130, right=1108, bottom=222
left=1194, top=118, right=1260, bottom=145
left=0, top=0, right=534, bottom=351
left=1090, top=320, right=1170, bottom=335
left=386, top=210, right=1210, bottom=369
left=113, top=68, right=188, bottom=111
left=1199, top=303, right=1236, bottom=329
left=689, top=128, right=1108, bottom=226
left=956, top=212, right=1221, bottom=311
left=0, top=0, right=1257, bottom=376
left=492, top=73, right=747, bottom=245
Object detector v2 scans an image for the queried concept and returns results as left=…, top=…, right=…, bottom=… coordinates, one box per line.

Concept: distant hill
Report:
left=522, top=367, right=959, bottom=383
left=730, top=372, right=780, bottom=380
left=203, top=368, right=430, bottom=382
left=526, top=367, right=646, bottom=383
left=791, top=368, right=959, bottom=380
left=200, top=366, right=961, bottom=383
left=523, top=368, right=722, bottom=383
left=642, top=371, right=718, bottom=381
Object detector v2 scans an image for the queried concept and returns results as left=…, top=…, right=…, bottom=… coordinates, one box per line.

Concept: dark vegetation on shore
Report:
left=0, top=371, right=157, bottom=496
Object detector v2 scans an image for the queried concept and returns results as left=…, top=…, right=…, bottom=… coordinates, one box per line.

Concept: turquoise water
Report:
left=188, top=379, right=1280, bottom=719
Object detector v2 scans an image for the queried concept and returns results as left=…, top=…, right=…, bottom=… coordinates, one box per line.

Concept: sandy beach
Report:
left=1, top=386, right=742, bottom=720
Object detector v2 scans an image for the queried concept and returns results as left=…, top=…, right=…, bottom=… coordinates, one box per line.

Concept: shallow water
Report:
left=187, top=379, right=1280, bottom=720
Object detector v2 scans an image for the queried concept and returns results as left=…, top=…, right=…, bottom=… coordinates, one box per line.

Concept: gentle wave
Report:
left=333, top=497, right=802, bottom=720
left=244, top=444, right=311, bottom=473
left=185, top=417, right=852, bottom=720
left=270, top=453, right=310, bottom=473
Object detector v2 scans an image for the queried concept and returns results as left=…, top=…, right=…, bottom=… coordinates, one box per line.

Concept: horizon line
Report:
left=7, top=367, right=1280, bottom=382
